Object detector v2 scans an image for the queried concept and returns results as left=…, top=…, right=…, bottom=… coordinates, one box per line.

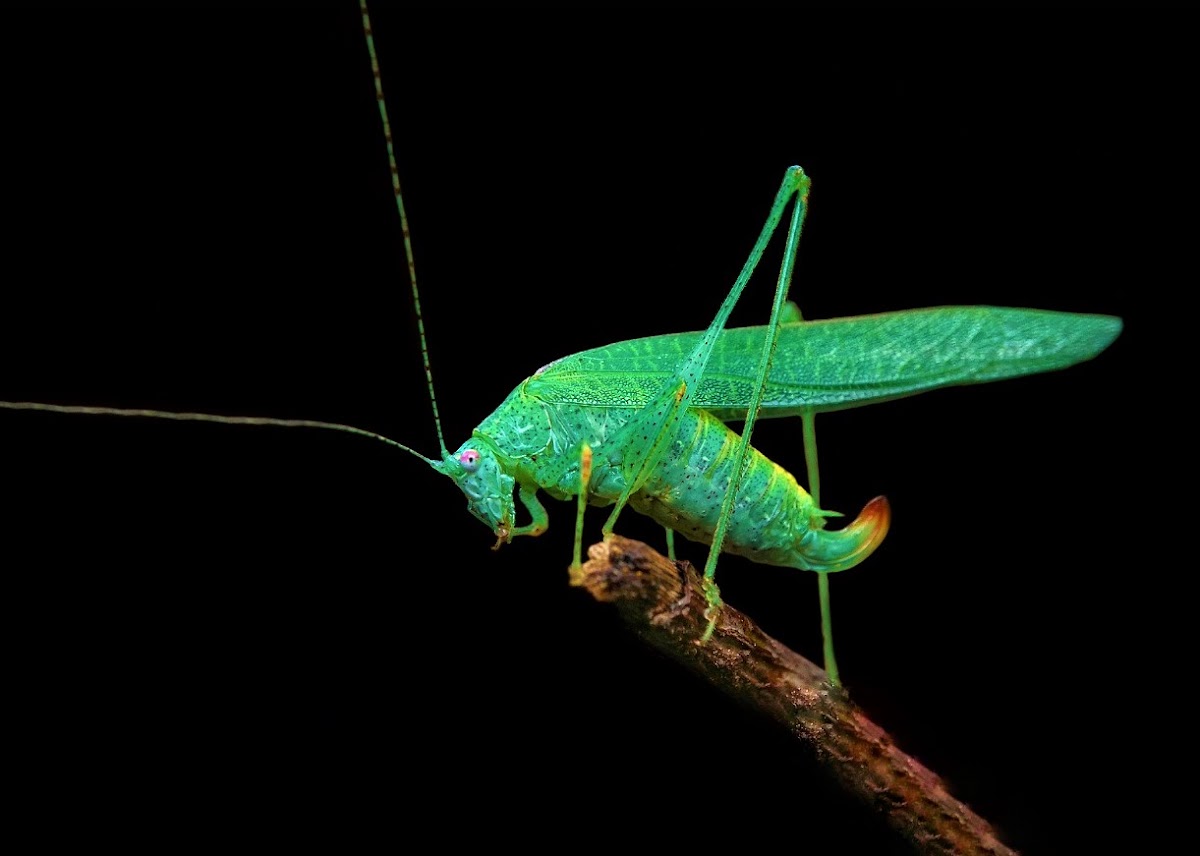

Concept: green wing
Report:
left=526, top=306, right=1122, bottom=417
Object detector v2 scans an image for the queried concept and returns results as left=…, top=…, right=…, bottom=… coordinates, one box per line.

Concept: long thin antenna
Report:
left=0, top=401, right=439, bottom=465
left=359, top=0, right=447, bottom=459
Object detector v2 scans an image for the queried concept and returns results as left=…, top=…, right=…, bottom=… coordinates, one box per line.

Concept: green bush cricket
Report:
left=0, top=3, right=1122, bottom=692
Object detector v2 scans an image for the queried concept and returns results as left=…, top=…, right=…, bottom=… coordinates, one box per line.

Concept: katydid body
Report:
left=460, top=369, right=887, bottom=573
left=428, top=149, right=1120, bottom=684
left=438, top=304, right=1120, bottom=592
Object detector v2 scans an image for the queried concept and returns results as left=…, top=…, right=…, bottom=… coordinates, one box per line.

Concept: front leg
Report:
left=507, top=483, right=549, bottom=540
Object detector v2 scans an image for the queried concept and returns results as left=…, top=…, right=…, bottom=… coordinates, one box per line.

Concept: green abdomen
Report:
left=628, top=410, right=820, bottom=569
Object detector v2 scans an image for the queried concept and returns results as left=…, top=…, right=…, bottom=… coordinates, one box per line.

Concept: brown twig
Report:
left=572, top=536, right=1016, bottom=856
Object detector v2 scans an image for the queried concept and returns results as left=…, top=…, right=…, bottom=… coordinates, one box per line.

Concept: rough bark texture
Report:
left=572, top=536, right=1016, bottom=856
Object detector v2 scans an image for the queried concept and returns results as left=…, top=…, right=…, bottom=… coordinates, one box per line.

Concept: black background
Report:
left=1, top=2, right=1177, bottom=852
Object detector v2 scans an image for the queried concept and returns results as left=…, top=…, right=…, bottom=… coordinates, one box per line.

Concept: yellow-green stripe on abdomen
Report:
left=629, top=409, right=822, bottom=570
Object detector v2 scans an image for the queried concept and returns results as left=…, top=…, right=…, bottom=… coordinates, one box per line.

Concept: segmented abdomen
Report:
left=628, top=409, right=820, bottom=569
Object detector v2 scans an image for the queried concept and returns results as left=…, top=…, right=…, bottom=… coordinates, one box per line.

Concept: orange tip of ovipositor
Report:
left=855, top=495, right=891, bottom=558
left=803, top=495, right=891, bottom=574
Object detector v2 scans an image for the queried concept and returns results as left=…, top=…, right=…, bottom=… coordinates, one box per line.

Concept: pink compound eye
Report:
left=459, top=449, right=481, bottom=472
